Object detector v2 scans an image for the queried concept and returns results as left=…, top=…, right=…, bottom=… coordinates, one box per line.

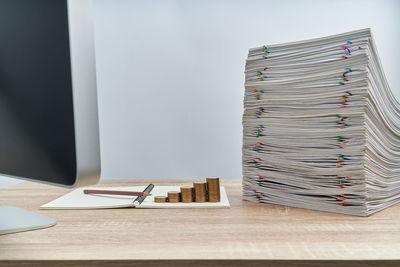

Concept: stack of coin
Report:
left=180, top=186, right=194, bottom=203
left=193, top=182, right=207, bottom=202
left=154, top=196, right=168, bottom=203
left=206, top=177, right=220, bottom=202
left=167, top=191, right=181, bottom=203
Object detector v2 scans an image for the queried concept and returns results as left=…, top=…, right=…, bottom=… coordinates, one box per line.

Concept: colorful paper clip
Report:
left=337, top=176, right=351, bottom=188
left=257, top=71, right=267, bottom=81
left=335, top=115, right=349, bottom=128
left=335, top=194, right=352, bottom=206
left=253, top=190, right=263, bottom=203
left=253, top=89, right=264, bottom=100
left=341, top=44, right=351, bottom=55
left=335, top=194, right=345, bottom=205
left=261, top=45, right=270, bottom=59
left=256, top=125, right=264, bottom=137
left=251, top=158, right=263, bottom=169
left=255, top=107, right=265, bottom=118
left=339, top=68, right=351, bottom=85
left=339, top=91, right=352, bottom=108
left=337, top=136, right=349, bottom=148
left=258, top=175, right=266, bottom=186
left=253, top=142, right=265, bottom=152
left=262, top=45, right=269, bottom=55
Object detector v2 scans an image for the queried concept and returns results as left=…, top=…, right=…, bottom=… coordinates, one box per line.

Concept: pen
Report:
left=83, top=189, right=152, bottom=197
left=133, top=184, right=155, bottom=206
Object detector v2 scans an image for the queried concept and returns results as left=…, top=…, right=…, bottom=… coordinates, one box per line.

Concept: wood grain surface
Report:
left=0, top=179, right=399, bottom=266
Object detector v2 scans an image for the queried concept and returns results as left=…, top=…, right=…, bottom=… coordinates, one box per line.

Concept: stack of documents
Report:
left=242, top=29, right=400, bottom=216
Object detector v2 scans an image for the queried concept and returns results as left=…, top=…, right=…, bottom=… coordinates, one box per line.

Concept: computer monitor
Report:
left=0, top=0, right=100, bottom=234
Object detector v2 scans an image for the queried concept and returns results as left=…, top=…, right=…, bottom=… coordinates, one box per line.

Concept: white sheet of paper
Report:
left=40, top=186, right=230, bottom=209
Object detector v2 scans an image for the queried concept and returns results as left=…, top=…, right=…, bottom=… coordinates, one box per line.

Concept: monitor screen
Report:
left=0, top=0, right=77, bottom=185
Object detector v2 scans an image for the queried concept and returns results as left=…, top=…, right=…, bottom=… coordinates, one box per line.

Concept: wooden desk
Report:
left=1, top=179, right=399, bottom=267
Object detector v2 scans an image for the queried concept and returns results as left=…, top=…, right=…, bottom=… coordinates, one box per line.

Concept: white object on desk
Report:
left=40, top=186, right=230, bottom=209
left=0, top=206, right=56, bottom=235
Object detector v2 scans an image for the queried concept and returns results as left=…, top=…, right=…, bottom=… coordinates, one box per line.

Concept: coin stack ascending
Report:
left=193, top=182, right=207, bottom=202
left=167, top=191, right=180, bottom=203
left=154, top=196, right=168, bottom=203
left=181, top=186, right=194, bottom=203
left=206, top=177, right=220, bottom=202
left=153, top=177, right=221, bottom=203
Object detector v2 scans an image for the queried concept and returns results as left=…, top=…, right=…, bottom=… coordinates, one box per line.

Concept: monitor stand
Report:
left=0, top=206, right=56, bottom=235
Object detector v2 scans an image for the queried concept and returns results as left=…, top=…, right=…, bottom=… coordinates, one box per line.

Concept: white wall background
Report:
left=1, top=0, right=400, bottom=187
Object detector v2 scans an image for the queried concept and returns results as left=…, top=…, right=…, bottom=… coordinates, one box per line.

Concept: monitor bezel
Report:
left=0, top=0, right=101, bottom=188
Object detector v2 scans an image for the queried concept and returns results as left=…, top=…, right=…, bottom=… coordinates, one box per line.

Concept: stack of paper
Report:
left=242, top=29, right=400, bottom=216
